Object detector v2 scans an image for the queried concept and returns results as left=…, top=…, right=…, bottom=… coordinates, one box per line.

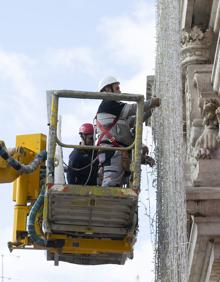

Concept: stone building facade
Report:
left=181, top=0, right=220, bottom=281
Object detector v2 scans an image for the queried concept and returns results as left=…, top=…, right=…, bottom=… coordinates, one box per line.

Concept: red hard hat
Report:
left=79, top=123, right=94, bottom=135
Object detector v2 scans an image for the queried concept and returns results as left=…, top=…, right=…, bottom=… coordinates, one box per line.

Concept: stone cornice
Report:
left=181, top=26, right=214, bottom=68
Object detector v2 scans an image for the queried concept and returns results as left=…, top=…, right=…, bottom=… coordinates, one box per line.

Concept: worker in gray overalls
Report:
left=96, top=76, right=160, bottom=187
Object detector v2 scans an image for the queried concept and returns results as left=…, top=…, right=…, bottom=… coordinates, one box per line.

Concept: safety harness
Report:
left=96, top=116, right=121, bottom=147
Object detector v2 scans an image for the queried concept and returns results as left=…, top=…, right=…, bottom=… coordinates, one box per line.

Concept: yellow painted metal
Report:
left=0, top=140, right=21, bottom=183
left=34, top=206, right=44, bottom=238
left=14, top=175, right=28, bottom=204
left=0, top=161, right=20, bottom=183
left=47, top=184, right=138, bottom=196
left=12, top=133, right=46, bottom=244
left=43, top=94, right=58, bottom=231
left=133, top=96, right=144, bottom=189
left=46, top=93, right=58, bottom=185
left=50, top=94, right=58, bottom=128
left=12, top=206, right=29, bottom=243
left=16, top=134, right=47, bottom=153
left=47, top=234, right=132, bottom=254
left=13, top=133, right=47, bottom=201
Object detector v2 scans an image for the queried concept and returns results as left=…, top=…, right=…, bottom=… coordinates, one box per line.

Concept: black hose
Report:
left=0, top=144, right=47, bottom=173
left=27, top=170, right=46, bottom=246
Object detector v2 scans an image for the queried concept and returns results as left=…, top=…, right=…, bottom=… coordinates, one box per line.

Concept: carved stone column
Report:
left=181, top=26, right=214, bottom=70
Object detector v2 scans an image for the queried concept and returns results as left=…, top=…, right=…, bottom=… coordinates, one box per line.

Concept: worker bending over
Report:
left=96, top=76, right=160, bottom=187
left=67, top=123, right=98, bottom=185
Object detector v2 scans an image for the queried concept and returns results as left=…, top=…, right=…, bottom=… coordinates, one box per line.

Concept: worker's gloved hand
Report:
left=141, top=145, right=149, bottom=157
left=145, top=155, right=156, bottom=167
left=141, top=145, right=156, bottom=167
left=151, top=97, right=161, bottom=108
left=141, top=145, right=149, bottom=164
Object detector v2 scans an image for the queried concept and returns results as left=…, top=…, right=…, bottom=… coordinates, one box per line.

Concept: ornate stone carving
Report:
left=194, top=99, right=220, bottom=159
left=181, top=26, right=214, bottom=68
left=184, top=65, right=218, bottom=159
left=185, top=67, right=220, bottom=187
left=184, top=65, right=213, bottom=144
left=189, top=119, right=203, bottom=148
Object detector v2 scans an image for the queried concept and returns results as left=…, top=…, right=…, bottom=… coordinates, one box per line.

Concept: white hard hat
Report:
left=97, top=76, right=119, bottom=92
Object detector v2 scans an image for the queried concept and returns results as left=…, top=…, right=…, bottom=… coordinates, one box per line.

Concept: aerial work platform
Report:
left=43, top=90, right=144, bottom=265
left=1, top=89, right=144, bottom=266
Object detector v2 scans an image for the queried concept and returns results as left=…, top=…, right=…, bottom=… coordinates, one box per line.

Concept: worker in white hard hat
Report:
left=97, top=76, right=120, bottom=93
left=95, top=76, right=160, bottom=187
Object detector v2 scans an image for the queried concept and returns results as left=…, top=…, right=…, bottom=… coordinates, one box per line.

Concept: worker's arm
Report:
left=128, top=110, right=153, bottom=128
left=66, top=150, right=81, bottom=184
left=120, top=97, right=161, bottom=119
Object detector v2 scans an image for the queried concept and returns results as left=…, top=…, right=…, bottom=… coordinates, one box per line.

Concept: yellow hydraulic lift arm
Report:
left=0, top=134, right=47, bottom=247
left=0, top=140, right=20, bottom=183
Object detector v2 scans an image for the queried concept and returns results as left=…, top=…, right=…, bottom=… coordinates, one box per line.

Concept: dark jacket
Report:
left=67, top=148, right=98, bottom=185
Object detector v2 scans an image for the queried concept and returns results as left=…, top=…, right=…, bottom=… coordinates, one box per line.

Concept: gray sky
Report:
left=0, top=1, right=157, bottom=281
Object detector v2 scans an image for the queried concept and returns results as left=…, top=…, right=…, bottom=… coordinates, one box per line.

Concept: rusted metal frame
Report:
left=133, top=95, right=144, bottom=190
left=54, top=89, right=142, bottom=101
left=48, top=90, right=144, bottom=189
left=54, top=90, right=141, bottom=151
left=45, top=93, right=59, bottom=233
left=47, top=93, right=59, bottom=185
left=56, top=137, right=134, bottom=151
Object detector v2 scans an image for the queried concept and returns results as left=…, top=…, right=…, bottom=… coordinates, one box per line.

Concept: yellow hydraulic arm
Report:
left=0, top=134, right=47, bottom=248
left=0, top=140, right=20, bottom=183
left=0, top=135, right=46, bottom=184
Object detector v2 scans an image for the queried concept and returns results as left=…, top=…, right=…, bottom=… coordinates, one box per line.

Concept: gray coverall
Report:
left=96, top=99, right=154, bottom=187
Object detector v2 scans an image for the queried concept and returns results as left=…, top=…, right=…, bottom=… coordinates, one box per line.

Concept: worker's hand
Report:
left=151, top=97, right=161, bottom=108
left=141, top=145, right=149, bottom=163
left=142, top=145, right=149, bottom=156
left=145, top=156, right=156, bottom=167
